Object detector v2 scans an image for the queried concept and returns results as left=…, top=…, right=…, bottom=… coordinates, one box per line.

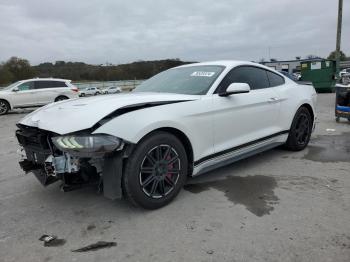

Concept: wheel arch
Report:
left=54, top=95, right=69, bottom=102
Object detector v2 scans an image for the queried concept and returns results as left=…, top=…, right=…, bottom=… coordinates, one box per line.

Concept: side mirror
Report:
left=12, top=87, right=19, bottom=92
left=219, top=83, right=250, bottom=97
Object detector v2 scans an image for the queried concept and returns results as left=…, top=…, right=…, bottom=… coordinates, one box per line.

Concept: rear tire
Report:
left=285, top=107, right=312, bottom=151
left=55, top=96, right=69, bottom=102
left=0, top=100, right=10, bottom=115
left=122, top=131, right=188, bottom=209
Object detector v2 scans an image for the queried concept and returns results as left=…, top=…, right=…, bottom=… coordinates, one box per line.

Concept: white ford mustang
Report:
left=16, top=61, right=317, bottom=209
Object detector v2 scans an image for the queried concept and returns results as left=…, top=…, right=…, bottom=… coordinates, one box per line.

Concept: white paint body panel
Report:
left=18, top=61, right=317, bottom=175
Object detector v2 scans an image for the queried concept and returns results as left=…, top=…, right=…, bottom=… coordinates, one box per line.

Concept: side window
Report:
left=34, top=81, right=53, bottom=89
left=17, top=82, right=34, bottom=91
left=218, top=66, right=270, bottom=91
left=266, top=71, right=285, bottom=87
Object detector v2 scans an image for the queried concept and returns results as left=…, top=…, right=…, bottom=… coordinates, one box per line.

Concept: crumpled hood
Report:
left=19, top=92, right=199, bottom=134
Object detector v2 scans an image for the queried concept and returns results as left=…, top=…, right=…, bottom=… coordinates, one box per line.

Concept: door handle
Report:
left=268, top=97, right=279, bottom=103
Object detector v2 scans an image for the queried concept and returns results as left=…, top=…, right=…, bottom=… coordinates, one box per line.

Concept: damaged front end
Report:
left=16, top=124, right=130, bottom=200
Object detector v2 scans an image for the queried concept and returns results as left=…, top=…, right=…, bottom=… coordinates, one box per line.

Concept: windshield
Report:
left=134, top=65, right=225, bottom=95
left=3, top=81, right=21, bottom=90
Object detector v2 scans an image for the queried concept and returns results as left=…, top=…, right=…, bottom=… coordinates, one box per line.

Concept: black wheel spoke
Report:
left=165, top=176, right=175, bottom=186
left=146, top=154, right=157, bottom=165
left=150, top=180, right=159, bottom=196
left=141, top=167, right=153, bottom=174
left=167, top=169, right=180, bottom=174
left=142, top=175, right=156, bottom=188
left=167, top=155, right=179, bottom=165
left=155, top=146, right=161, bottom=161
left=162, top=146, right=171, bottom=160
left=159, top=179, right=166, bottom=196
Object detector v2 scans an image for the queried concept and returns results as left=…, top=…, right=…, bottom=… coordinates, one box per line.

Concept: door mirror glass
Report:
left=219, top=83, right=250, bottom=97
left=12, top=87, right=19, bottom=92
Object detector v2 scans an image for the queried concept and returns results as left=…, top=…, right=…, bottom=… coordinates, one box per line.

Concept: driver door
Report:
left=12, top=81, right=37, bottom=107
left=212, top=66, right=281, bottom=155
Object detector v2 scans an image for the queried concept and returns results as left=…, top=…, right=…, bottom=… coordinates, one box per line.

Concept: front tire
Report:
left=122, top=132, right=188, bottom=209
left=285, top=107, right=312, bottom=151
left=0, top=100, right=10, bottom=115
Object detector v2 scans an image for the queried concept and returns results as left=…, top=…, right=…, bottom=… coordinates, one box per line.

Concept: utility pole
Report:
left=335, top=0, right=343, bottom=74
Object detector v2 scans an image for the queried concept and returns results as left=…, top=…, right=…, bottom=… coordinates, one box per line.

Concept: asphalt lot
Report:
left=0, top=94, right=349, bottom=262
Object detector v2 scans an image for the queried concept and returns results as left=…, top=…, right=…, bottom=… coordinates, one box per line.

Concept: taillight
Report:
left=71, top=87, right=79, bottom=93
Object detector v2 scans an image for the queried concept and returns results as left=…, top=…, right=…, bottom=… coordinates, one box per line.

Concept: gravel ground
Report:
left=0, top=94, right=349, bottom=262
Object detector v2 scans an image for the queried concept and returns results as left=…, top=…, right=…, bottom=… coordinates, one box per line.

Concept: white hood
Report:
left=19, top=92, right=199, bottom=134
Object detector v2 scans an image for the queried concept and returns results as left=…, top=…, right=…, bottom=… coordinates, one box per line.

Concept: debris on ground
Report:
left=39, top=235, right=66, bottom=247
left=71, top=241, right=117, bottom=252
left=86, top=224, right=96, bottom=231
left=206, top=250, right=214, bottom=255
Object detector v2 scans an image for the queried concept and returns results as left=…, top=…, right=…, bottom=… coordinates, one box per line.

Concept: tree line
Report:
left=1, top=50, right=348, bottom=86
left=0, top=57, right=192, bottom=86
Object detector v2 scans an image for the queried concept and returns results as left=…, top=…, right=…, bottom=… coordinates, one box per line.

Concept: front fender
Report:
left=94, top=113, right=191, bottom=144
left=92, top=100, right=214, bottom=162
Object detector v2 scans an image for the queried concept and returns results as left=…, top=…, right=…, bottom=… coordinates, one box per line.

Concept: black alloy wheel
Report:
left=285, top=107, right=312, bottom=151
left=139, top=145, right=181, bottom=199
left=0, top=100, right=9, bottom=115
left=294, top=113, right=310, bottom=146
left=122, top=131, right=188, bottom=209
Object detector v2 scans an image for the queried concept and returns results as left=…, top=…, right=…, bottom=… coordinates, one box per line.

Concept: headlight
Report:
left=52, top=135, right=122, bottom=157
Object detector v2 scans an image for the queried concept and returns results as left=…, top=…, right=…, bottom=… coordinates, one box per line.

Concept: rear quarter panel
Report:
left=274, top=81, right=317, bottom=131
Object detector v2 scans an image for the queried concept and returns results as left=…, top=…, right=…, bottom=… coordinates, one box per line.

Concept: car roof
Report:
left=23, top=78, right=71, bottom=82
left=175, top=60, right=277, bottom=72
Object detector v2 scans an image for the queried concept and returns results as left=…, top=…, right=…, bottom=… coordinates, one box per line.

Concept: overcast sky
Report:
left=0, top=0, right=349, bottom=65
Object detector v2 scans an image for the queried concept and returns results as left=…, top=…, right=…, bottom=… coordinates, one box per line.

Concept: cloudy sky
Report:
left=0, top=0, right=349, bottom=65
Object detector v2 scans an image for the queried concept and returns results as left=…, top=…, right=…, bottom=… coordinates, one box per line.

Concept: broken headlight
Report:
left=52, top=135, right=122, bottom=157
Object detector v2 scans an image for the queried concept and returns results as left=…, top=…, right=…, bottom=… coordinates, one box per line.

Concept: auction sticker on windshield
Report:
left=191, top=71, right=215, bottom=77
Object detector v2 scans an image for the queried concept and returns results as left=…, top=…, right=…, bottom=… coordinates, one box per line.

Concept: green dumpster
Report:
left=300, top=60, right=336, bottom=92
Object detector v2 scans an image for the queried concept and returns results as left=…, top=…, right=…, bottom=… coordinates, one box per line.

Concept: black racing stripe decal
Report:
left=194, top=130, right=289, bottom=166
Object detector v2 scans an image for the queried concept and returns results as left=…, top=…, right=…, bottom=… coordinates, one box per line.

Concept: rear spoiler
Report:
left=297, top=81, right=313, bottom=86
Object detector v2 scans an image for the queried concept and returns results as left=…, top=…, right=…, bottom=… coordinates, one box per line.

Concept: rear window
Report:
left=52, top=81, right=67, bottom=87
left=266, top=71, right=285, bottom=87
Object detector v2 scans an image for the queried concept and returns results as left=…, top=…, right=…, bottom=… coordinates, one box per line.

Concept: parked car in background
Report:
left=278, top=71, right=298, bottom=81
left=341, top=73, right=350, bottom=85
left=16, top=61, right=317, bottom=209
left=79, top=87, right=101, bottom=97
left=339, top=68, right=350, bottom=78
left=0, top=78, right=79, bottom=115
left=293, top=72, right=301, bottom=81
left=102, top=86, right=122, bottom=94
